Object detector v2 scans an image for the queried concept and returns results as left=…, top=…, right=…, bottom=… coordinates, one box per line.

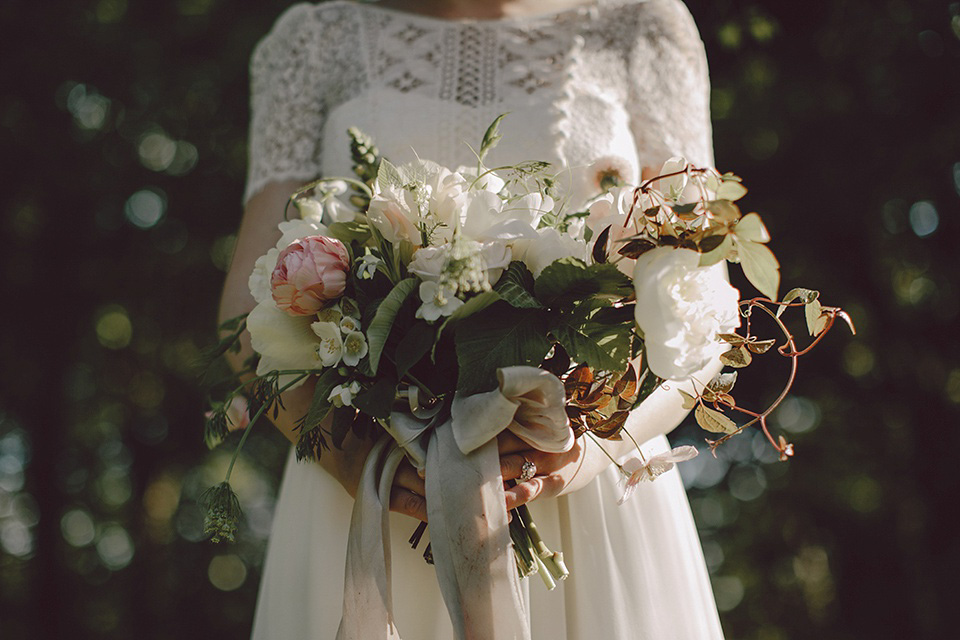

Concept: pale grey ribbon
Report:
left=336, top=366, right=573, bottom=640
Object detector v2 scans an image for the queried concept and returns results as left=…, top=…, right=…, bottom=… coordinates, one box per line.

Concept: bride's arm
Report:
left=218, top=180, right=374, bottom=497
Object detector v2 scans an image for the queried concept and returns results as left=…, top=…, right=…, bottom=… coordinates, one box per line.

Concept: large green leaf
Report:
left=738, top=240, right=780, bottom=301
left=493, top=261, right=542, bottom=309
left=352, top=376, right=397, bottom=420
left=394, top=321, right=436, bottom=378
left=367, top=278, right=418, bottom=374
left=327, top=220, right=371, bottom=244
left=550, top=301, right=633, bottom=372
left=534, top=258, right=633, bottom=307
left=455, top=304, right=552, bottom=395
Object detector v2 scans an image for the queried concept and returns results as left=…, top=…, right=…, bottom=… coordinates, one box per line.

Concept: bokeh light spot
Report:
left=95, top=305, right=132, bottom=350
left=908, top=200, right=938, bottom=237
left=728, top=465, right=767, bottom=502
left=124, top=188, right=166, bottom=229
left=945, top=369, right=960, bottom=404
left=208, top=554, right=247, bottom=591
left=95, top=0, right=127, bottom=23
left=843, top=342, right=875, bottom=378
left=61, top=509, right=97, bottom=547
left=210, top=234, right=237, bottom=272
left=96, top=524, right=134, bottom=570
left=138, top=132, right=177, bottom=172
left=713, top=576, right=745, bottom=612
left=0, top=521, right=34, bottom=558
left=845, top=475, right=882, bottom=513
left=772, top=396, right=821, bottom=434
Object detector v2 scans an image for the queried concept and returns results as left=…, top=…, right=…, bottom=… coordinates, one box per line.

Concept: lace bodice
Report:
left=244, top=0, right=712, bottom=204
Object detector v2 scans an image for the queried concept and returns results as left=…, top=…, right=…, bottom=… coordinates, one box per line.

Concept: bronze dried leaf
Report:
left=615, top=364, right=638, bottom=399
left=746, top=338, right=776, bottom=354
left=592, top=225, right=611, bottom=264
left=719, top=345, right=752, bottom=368
left=618, top=238, right=657, bottom=259
left=717, top=333, right=746, bottom=347
left=590, top=411, right=629, bottom=440
left=706, top=371, right=738, bottom=395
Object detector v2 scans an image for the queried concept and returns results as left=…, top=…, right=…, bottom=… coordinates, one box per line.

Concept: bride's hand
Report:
left=391, top=458, right=428, bottom=522
left=498, top=431, right=588, bottom=511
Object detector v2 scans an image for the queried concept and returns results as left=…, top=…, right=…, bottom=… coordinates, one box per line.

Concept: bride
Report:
left=218, top=0, right=726, bottom=637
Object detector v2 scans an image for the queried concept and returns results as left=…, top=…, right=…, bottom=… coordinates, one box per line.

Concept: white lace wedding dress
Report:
left=245, top=0, right=724, bottom=637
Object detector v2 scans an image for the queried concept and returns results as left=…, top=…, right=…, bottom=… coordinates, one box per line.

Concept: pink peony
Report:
left=270, top=236, right=349, bottom=315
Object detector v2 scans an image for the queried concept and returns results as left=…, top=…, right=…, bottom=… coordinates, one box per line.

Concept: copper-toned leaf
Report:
left=836, top=309, right=857, bottom=335
left=718, top=333, right=746, bottom=347
left=717, top=393, right=736, bottom=408
left=565, top=365, right=593, bottom=401
left=746, top=338, right=777, bottom=354
left=618, top=238, right=657, bottom=259
left=719, top=345, right=753, bottom=368
left=698, top=233, right=727, bottom=253
left=707, top=371, right=738, bottom=395
left=590, top=411, right=629, bottom=440
left=592, top=225, right=611, bottom=264
left=616, top=364, right=638, bottom=400
left=695, top=404, right=738, bottom=434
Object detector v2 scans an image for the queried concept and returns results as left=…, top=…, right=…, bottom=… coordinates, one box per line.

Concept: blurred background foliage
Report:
left=0, top=0, right=957, bottom=638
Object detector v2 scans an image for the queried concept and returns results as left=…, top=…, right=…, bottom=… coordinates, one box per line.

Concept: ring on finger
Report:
left=519, top=456, right=537, bottom=482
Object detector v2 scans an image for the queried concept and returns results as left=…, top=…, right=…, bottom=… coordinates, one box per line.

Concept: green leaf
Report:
left=716, top=180, right=748, bottom=202
left=737, top=240, right=780, bottom=301
left=479, top=114, right=507, bottom=163
left=376, top=158, right=405, bottom=191
left=695, top=403, right=738, bottom=434
left=698, top=234, right=734, bottom=267
left=330, top=406, right=356, bottom=449
left=455, top=305, right=551, bottom=395
left=352, top=376, right=397, bottom=419
left=805, top=299, right=828, bottom=336
left=327, top=220, right=371, bottom=244
left=551, top=301, right=632, bottom=372
left=302, top=368, right=343, bottom=434
left=493, top=261, right=541, bottom=309
left=395, top=321, right=436, bottom=378
left=367, top=278, right=418, bottom=374
left=734, top=213, right=770, bottom=243
left=778, top=287, right=819, bottom=318
left=534, top=259, right=633, bottom=307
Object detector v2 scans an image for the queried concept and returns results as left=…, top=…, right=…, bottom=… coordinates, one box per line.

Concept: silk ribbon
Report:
left=336, top=366, right=573, bottom=640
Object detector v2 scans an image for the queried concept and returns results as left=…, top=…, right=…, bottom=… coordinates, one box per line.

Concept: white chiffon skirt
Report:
left=251, top=434, right=724, bottom=639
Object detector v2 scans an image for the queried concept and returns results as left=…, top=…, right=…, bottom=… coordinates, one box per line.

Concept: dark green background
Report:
left=1, top=1, right=957, bottom=638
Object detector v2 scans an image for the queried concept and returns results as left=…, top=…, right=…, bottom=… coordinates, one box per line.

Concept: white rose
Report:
left=633, top=247, right=740, bottom=380
left=367, top=184, right=421, bottom=245
left=513, top=227, right=588, bottom=278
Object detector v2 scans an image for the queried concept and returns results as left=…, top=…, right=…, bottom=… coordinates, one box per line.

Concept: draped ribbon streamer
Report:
left=336, top=366, right=573, bottom=640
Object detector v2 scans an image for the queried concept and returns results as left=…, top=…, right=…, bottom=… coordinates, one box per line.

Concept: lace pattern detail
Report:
left=244, top=0, right=712, bottom=204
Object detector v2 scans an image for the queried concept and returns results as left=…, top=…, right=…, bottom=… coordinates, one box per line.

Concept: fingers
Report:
left=500, top=453, right=530, bottom=482
left=504, top=475, right=564, bottom=511
left=394, top=461, right=426, bottom=496
left=497, top=431, right=529, bottom=455
left=389, top=487, right=428, bottom=522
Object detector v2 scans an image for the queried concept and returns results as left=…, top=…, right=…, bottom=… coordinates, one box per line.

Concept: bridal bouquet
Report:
left=201, top=118, right=850, bottom=637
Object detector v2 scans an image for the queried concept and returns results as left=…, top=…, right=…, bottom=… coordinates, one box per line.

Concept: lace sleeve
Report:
left=244, top=3, right=327, bottom=204
left=626, top=0, right=714, bottom=170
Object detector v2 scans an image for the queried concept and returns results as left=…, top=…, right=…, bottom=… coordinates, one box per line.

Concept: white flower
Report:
left=407, top=246, right=448, bottom=282
left=633, top=247, right=740, bottom=380
left=585, top=155, right=634, bottom=193
left=329, top=381, right=361, bottom=408
left=358, top=253, right=381, bottom=279
left=310, top=321, right=343, bottom=367
left=512, top=227, right=589, bottom=278
left=341, top=331, right=369, bottom=367
left=339, top=296, right=361, bottom=320
left=315, top=306, right=343, bottom=325
left=339, top=315, right=361, bottom=334
left=416, top=281, right=464, bottom=322
left=246, top=302, right=324, bottom=388
left=618, top=446, right=699, bottom=504
left=367, top=183, right=421, bottom=245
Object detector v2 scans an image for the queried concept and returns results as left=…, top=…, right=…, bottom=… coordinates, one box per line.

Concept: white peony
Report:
left=246, top=303, right=325, bottom=387
left=633, top=247, right=740, bottom=380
